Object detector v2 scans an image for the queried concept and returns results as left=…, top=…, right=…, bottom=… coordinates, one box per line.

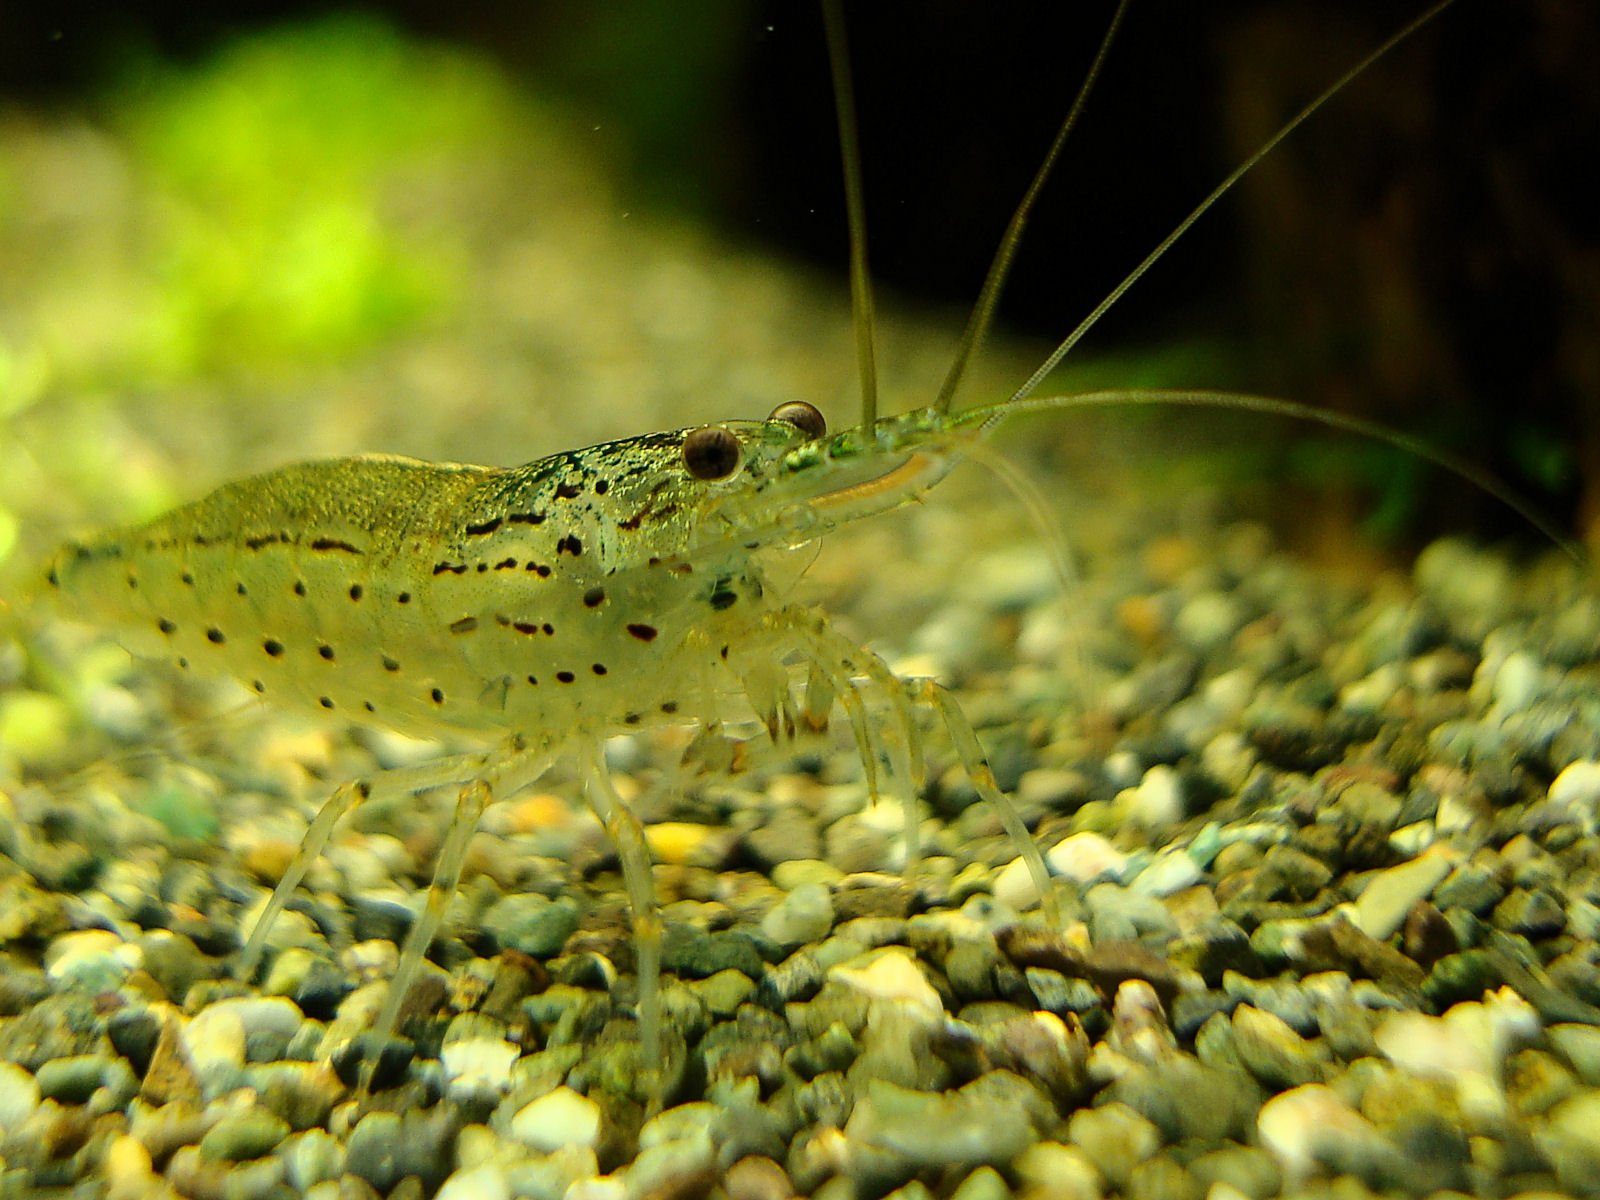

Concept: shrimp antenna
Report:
left=821, top=0, right=879, bottom=429
left=935, top=0, right=1133, bottom=414
left=1011, top=0, right=1458, bottom=405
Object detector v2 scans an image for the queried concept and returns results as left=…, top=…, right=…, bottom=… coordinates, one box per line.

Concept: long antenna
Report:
left=934, top=0, right=1133, bottom=414
left=821, top=0, right=879, bottom=430
left=1008, top=0, right=1458, bottom=406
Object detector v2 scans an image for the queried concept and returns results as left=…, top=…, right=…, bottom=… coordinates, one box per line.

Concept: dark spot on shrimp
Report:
left=660, top=701, right=678, bottom=714
left=627, top=623, right=658, bottom=642
left=206, top=627, right=226, bottom=645
left=126, top=573, right=138, bottom=589
left=556, top=671, right=575, bottom=684
left=433, top=562, right=469, bottom=576
left=594, top=479, right=609, bottom=495
left=624, top=712, right=641, bottom=725
left=450, top=616, right=479, bottom=634
left=182, top=572, right=195, bottom=586
left=158, top=618, right=177, bottom=636
left=526, top=675, right=538, bottom=686
left=245, top=533, right=282, bottom=550
left=526, top=563, right=552, bottom=577
left=476, top=563, right=488, bottom=573
left=263, top=638, right=285, bottom=657
left=512, top=621, right=540, bottom=636
left=464, top=517, right=502, bottom=536
left=236, top=582, right=248, bottom=596
left=720, top=645, right=730, bottom=660
left=543, top=623, right=554, bottom=635
left=382, top=656, right=400, bottom=672
left=320, top=696, right=335, bottom=709
left=46, top=568, right=59, bottom=588
left=555, top=481, right=582, bottom=500
left=177, top=657, right=189, bottom=670
left=252, top=680, right=265, bottom=693
left=318, top=644, right=335, bottom=660
left=293, top=580, right=307, bottom=596
left=591, top=663, right=607, bottom=676
left=364, top=701, right=376, bottom=712
left=495, top=558, right=518, bottom=571
left=507, top=511, right=546, bottom=526
left=310, top=538, right=362, bottom=554
left=710, top=589, right=736, bottom=611
left=397, top=591, right=411, bottom=604
left=583, top=587, right=606, bottom=608
left=430, top=688, right=445, bottom=704
left=349, top=584, right=363, bottom=601
left=556, top=535, right=583, bottom=557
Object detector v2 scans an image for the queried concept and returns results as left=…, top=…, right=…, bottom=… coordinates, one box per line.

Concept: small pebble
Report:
left=508, top=1085, right=601, bottom=1153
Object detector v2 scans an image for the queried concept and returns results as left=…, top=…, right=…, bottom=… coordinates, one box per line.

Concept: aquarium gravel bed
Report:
left=4, top=525, right=1600, bottom=1200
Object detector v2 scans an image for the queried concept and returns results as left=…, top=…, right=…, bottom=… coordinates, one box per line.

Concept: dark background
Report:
left=4, top=0, right=1597, bottom=544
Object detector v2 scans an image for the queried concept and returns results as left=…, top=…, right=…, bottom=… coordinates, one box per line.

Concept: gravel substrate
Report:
left=4, top=524, right=1598, bottom=1200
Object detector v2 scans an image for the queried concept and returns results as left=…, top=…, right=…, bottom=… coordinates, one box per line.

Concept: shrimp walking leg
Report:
left=578, top=736, right=665, bottom=1106
left=920, top=678, right=1061, bottom=928
left=236, top=748, right=505, bottom=980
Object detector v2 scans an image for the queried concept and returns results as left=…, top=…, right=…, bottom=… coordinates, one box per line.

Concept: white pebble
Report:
left=202, top=995, right=304, bottom=1039
left=0, top=1061, right=40, bottom=1130
left=1046, top=832, right=1129, bottom=885
left=1489, top=650, right=1545, bottom=712
left=1551, top=760, right=1600, bottom=809
left=830, top=948, right=943, bottom=1019
left=1200, top=731, right=1256, bottom=794
left=564, top=1174, right=627, bottom=1200
left=638, top=1103, right=720, bottom=1150
left=1175, top=590, right=1243, bottom=653
left=436, top=1163, right=511, bottom=1200
left=1125, top=765, right=1183, bottom=829
left=1373, top=987, right=1538, bottom=1119
left=1351, top=850, right=1454, bottom=942
left=342, top=940, right=401, bottom=978
left=509, top=1086, right=601, bottom=1153
left=1435, top=790, right=1489, bottom=836
left=183, top=1006, right=245, bottom=1098
left=761, top=882, right=834, bottom=947
left=441, top=1038, right=519, bottom=1099
left=1129, top=849, right=1202, bottom=897
left=994, top=856, right=1046, bottom=910
left=1338, top=663, right=1403, bottom=715
left=44, top=930, right=140, bottom=989
left=1257, top=1084, right=1384, bottom=1188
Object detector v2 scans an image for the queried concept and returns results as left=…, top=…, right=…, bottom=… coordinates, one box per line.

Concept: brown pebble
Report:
left=725, top=1155, right=796, bottom=1200
left=1401, top=899, right=1460, bottom=969
left=1142, top=536, right=1199, bottom=584
left=242, top=840, right=300, bottom=885
left=998, top=927, right=1181, bottom=1007
left=139, top=1011, right=200, bottom=1107
left=1116, top=595, right=1167, bottom=644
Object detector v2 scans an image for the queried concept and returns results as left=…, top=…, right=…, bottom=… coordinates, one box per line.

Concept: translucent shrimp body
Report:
left=41, top=397, right=1041, bottom=1098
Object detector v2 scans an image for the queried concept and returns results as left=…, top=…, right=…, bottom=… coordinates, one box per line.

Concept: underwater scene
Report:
left=2, top=4, right=1599, bottom=1198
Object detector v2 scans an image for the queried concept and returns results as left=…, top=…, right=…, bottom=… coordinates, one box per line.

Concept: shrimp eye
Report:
left=682, top=425, right=744, bottom=481
left=769, top=400, right=826, bottom=440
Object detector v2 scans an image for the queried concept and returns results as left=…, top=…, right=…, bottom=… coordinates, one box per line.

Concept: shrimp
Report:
left=14, top=0, right=1562, bottom=1119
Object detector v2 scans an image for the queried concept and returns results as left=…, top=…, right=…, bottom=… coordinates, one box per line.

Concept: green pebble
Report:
left=198, top=1109, right=291, bottom=1162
